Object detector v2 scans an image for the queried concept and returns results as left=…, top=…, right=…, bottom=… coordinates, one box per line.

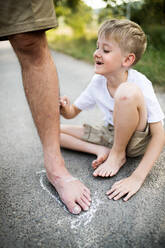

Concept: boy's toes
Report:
left=99, top=168, right=111, bottom=177
left=92, top=160, right=98, bottom=169
left=93, top=170, right=104, bottom=177
left=93, top=167, right=103, bottom=177
left=105, top=171, right=111, bottom=177
left=93, top=165, right=112, bottom=178
left=92, top=159, right=101, bottom=169
left=92, top=156, right=105, bottom=169
left=93, top=168, right=99, bottom=177
left=110, top=169, right=118, bottom=177
left=103, top=170, right=110, bottom=177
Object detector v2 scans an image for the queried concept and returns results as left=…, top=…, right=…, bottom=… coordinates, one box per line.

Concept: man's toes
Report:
left=83, top=189, right=91, bottom=202
left=77, top=198, right=90, bottom=211
left=66, top=202, right=82, bottom=215
left=81, top=195, right=91, bottom=207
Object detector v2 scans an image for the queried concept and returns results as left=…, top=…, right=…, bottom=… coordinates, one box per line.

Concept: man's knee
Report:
left=114, top=82, right=142, bottom=104
left=9, top=31, right=47, bottom=63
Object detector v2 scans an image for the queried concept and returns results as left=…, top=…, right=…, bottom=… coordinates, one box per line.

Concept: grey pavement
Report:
left=0, top=41, right=165, bottom=248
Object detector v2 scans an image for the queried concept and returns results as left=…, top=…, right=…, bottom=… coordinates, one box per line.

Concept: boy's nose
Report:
left=93, top=49, right=101, bottom=58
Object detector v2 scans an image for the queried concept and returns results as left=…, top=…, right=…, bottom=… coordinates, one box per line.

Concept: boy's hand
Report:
left=59, top=96, right=71, bottom=117
left=106, top=174, right=144, bottom=201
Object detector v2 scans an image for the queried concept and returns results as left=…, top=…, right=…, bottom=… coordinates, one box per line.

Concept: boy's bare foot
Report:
left=46, top=156, right=91, bottom=215
left=92, top=147, right=110, bottom=169
left=93, top=149, right=126, bottom=177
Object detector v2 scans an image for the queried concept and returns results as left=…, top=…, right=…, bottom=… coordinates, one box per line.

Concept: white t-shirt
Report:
left=74, top=69, right=165, bottom=126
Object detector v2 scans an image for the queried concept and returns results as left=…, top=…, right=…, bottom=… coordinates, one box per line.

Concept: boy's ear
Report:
left=123, top=53, right=136, bottom=67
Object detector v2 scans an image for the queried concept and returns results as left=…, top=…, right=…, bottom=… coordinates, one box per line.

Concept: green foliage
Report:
left=99, top=1, right=142, bottom=22
left=98, top=8, right=112, bottom=24
left=102, top=0, right=126, bottom=18
left=103, top=0, right=165, bottom=25
left=65, top=2, right=92, bottom=37
left=54, top=0, right=80, bottom=11
left=140, top=0, right=165, bottom=25
left=54, top=0, right=92, bottom=37
left=143, top=25, right=165, bottom=48
left=134, top=45, right=165, bottom=88
left=98, top=6, right=119, bottom=23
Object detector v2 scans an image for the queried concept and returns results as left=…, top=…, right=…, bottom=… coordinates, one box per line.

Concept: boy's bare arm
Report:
left=60, top=96, right=81, bottom=119
left=107, top=121, right=165, bottom=201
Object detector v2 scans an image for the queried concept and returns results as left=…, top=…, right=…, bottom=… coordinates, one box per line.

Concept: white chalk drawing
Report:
left=70, top=193, right=104, bottom=229
left=37, top=170, right=104, bottom=229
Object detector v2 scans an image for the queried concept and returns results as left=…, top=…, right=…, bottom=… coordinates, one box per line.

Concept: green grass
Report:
left=134, top=46, right=165, bottom=89
left=47, top=30, right=165, bottom=90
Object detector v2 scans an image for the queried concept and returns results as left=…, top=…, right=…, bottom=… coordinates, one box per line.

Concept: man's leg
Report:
left=60, top=124, right=110, bottom=168
left=93, top=82, right=147, bottom=177
left=9, top=31, right=91, bottom=214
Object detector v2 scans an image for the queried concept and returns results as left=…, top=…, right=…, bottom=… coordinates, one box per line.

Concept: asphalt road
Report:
left=0, top=41, right=165, bottom=248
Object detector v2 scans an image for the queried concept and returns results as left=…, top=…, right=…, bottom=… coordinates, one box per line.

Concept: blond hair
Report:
left=98, top=19, right=147, bottom=65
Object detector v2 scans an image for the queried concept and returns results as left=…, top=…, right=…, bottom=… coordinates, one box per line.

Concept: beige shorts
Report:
left=82, top=123, right=151, bottom=157
left=0, top=0, right=58, bottom=41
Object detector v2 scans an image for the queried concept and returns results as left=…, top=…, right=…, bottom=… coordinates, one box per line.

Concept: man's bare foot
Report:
left=93, top=149, right=126, bottom=177
left=45, top=156, right=91, bottom=215
left=92, top=147, right=110, bottom=169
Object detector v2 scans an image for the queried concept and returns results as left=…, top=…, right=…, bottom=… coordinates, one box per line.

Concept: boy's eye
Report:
left=104, top=50, right=110, bottom=53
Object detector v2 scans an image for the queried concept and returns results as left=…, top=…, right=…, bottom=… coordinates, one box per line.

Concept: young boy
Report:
left=59, top=19, right=165, bottom=202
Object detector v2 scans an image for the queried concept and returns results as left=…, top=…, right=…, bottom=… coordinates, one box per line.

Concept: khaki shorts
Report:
left=82, top=123, right=151, bottom=157
left=0, top=0, right=58, bottom=41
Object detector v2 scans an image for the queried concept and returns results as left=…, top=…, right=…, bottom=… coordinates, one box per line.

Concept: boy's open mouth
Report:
left=96, top=61, right=103, bottom=65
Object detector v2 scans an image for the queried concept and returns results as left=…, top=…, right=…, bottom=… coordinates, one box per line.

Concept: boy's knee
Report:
left=114, top=82, right=141, bottom=104
left=9, top=31, right=47, bottom=63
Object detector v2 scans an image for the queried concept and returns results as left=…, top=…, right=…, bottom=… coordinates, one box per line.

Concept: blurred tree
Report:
left=132, top=0, right=165, bottom=25
left=98, top=7, right=113, bottom=23
left=102, top=0, right=165, bottom=25
left=65, top=2, right=92, bottom=36
left=54, top=0, right=80, bottom=11
left=102, top=0, right=142, bottom=20
left=54, top=0, right=93, bottom=37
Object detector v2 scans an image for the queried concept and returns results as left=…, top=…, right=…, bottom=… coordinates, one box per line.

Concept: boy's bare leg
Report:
left=61, top=125, right=110, bottom=168
left=93, top=83, right=147, bottom=177
left=9, top=31, right=91, bottom=214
